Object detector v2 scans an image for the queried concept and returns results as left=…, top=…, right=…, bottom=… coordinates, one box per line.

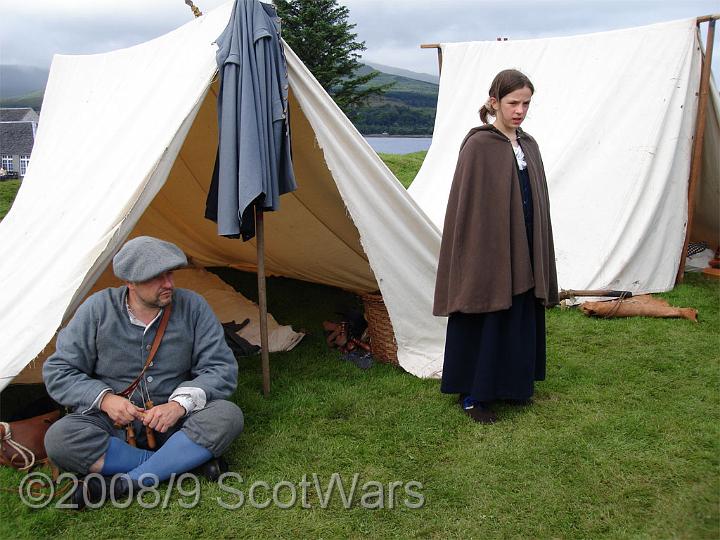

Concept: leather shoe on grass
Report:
left=462, top=402, right=497, bottom=424
left=69, top=474, right=134, bottom=510
left=191, top=456, right=228, bottom=482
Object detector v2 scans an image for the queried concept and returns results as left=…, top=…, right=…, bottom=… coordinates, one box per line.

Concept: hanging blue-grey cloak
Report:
left=206, top=0, right=296, bottom=240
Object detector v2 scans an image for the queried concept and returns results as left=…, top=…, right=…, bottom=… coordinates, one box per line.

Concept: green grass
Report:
left=379, top=151, right=427, bottom=188
left=2, top=273, right=717, bottom=538
left=0, top=180, right=20, bottom=221
left=1, top=154, right=719, bottom=538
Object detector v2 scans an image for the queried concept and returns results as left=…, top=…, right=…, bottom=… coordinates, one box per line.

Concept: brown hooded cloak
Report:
left=433, top=124, right=559, bottom=316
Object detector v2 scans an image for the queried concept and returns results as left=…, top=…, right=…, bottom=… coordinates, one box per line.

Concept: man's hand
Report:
left=142, top=401, right=186, bottom=433
left=100, top=394, right=144, bottom=425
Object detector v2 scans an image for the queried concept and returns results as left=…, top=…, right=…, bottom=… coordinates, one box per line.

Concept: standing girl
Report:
left=434, top=69, right=558, bottom=423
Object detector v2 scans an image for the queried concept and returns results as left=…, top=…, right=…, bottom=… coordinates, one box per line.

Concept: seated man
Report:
left=43, top=236, right=243, bottom=507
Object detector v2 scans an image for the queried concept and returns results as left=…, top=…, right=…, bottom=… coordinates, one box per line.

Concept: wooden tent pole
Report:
left=675, top=15, right=717, bottom=284
left=420, top=43, right=443, bottom=75
left=256, top=209, right=271, bottom=396
left=191, top=0, right=273, bottom=394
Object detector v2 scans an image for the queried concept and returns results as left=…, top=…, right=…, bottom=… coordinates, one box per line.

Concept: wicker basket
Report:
left=360, top=291, right=398, bottom=365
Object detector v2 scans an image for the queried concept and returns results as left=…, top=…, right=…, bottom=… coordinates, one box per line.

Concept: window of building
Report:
left=1, top=155, right=13, bottom=172
left=20, top=155, right=30, bottom=176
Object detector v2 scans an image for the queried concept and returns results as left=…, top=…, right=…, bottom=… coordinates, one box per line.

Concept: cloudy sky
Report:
left=1, top=0, right=717, bottom=76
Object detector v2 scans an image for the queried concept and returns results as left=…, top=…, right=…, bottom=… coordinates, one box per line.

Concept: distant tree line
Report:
left=381, top=91, right=438, bottom=109
left=352, top=104, right=435, bottom=136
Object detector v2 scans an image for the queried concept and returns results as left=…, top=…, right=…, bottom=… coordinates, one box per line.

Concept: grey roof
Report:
left=0, top=108, right=38, bottom=122
left=0, top=121, right=35, bottom=155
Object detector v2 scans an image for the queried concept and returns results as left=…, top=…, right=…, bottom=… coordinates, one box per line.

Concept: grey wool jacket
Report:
left=43, top=287, right=238, bottom=411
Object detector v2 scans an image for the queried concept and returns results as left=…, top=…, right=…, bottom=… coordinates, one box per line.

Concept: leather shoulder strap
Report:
left=118, top=304, right=172, bottom=398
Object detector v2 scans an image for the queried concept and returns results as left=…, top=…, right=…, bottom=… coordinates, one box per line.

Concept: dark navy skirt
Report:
left=440, top=164, right=544, bottom=401
left=440, top=290, right=546, bottom=401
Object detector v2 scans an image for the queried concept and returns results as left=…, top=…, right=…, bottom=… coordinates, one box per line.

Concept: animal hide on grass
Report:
left=581, top=295, right=698, bottom=322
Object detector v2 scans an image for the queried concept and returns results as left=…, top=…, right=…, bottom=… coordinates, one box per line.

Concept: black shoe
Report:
left=191, top=456, right=228, bottom=482
left=461, top=401, right=497, bottom=424
left=69, top=474, right=132, bottom=510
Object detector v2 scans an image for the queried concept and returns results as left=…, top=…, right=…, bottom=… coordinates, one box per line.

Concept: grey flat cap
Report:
left=113, top=236, right=187, bottom=282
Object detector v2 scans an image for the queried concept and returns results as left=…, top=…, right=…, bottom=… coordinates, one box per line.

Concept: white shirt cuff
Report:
left=169, top=387, right=206, bottom=416
left=84, top=388, right=113, bottom=414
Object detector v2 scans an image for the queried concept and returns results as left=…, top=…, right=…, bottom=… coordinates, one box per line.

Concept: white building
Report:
left=0, top=108, right=39, bottom=178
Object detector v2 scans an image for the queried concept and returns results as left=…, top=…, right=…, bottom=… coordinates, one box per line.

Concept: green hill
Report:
left=353, top=65, right=438, bottom=136
left=0, top=65, right=48, bottom=99
left=0, top=89, right=44, bottom=111
left=364, top=61, right=439, bottom=84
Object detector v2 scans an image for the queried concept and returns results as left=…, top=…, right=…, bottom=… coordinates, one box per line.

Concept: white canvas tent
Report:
left=1, top=10, right=717, bottom=392
left=411, top=18, right=719, bottom=295
left=0, top=1, right=447, bottom=391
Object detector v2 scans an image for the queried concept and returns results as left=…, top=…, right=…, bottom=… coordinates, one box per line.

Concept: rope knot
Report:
left=0, top=421, right=36, bottom=470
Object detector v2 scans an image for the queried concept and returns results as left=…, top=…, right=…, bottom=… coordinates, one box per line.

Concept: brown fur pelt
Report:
left=581, top=294, right=698, bottom=322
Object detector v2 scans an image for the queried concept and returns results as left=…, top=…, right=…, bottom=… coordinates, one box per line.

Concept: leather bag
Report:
left=0, top=409, right=61, bottom=470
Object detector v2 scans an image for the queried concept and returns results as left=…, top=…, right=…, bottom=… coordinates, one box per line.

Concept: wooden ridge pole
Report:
left=184, top=0, right=203, bottom=18
left=420, top=44, right=443, bottom=75
left=675, top=15, right=717, bottom=284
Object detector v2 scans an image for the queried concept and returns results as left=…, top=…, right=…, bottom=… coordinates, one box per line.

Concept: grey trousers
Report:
left=45, top=400, right=244, bottom=475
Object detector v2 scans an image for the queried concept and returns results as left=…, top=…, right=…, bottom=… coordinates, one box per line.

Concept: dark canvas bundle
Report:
left=222, top=319, right=261, bottom=358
